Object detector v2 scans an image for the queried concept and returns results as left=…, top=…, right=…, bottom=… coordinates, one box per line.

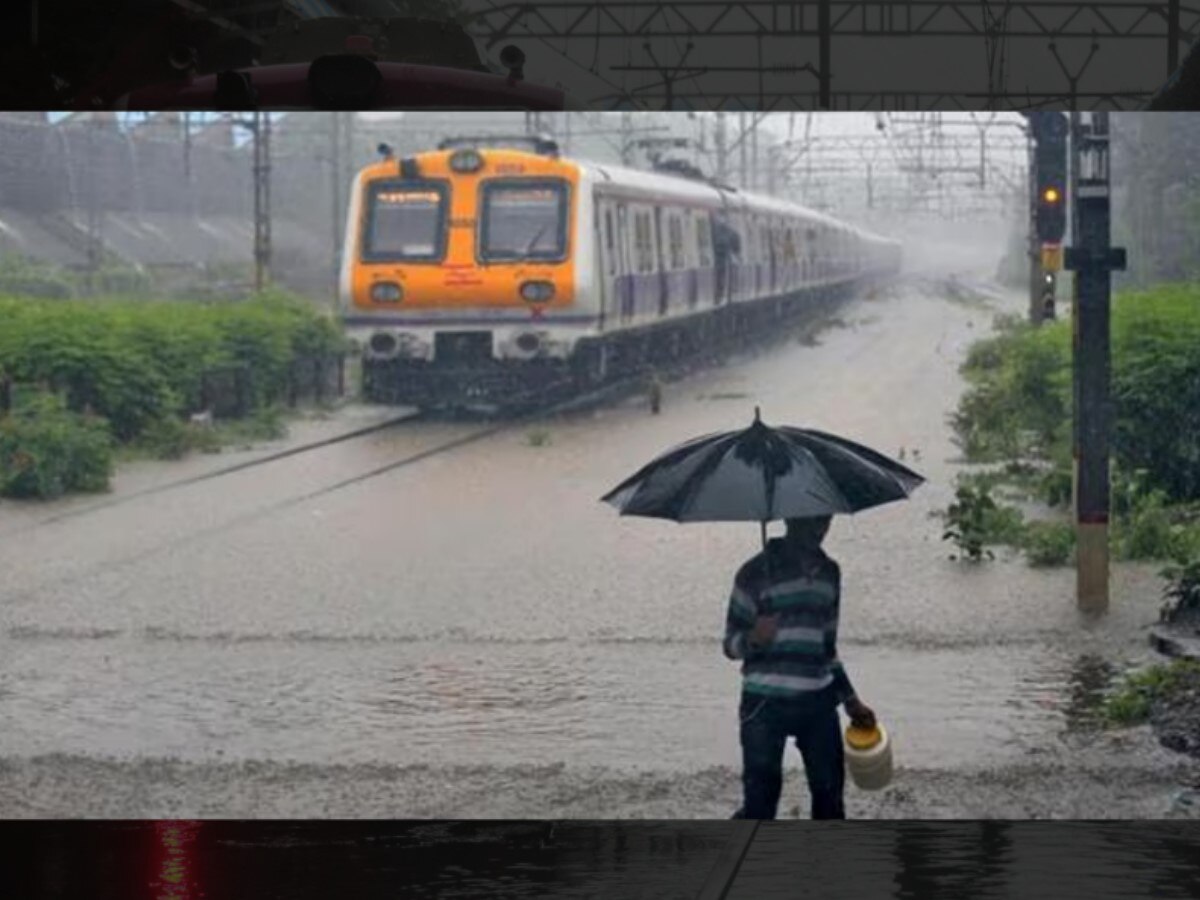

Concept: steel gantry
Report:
left=462, top=0, right=1199, bottom=109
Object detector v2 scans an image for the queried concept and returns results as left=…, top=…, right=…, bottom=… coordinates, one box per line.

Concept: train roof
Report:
left=574, top=157, right=893, bottom=243
left=392, top=145, right=898, bottom=246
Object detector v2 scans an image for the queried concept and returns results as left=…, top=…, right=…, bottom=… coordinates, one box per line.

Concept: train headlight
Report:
left=515, top=333, right=542, bottom=355
left=449, top=150, right=484, bottom=173
left=520, top=281, right=555, bottom=303
left=371, top=281, right=403, bottom=303
left=368, top=332, right=399, bottom=358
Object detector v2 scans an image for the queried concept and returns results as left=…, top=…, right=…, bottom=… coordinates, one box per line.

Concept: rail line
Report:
left=0, top=409, right=420, bottom=538
left=0, top=368, right=664, bottom=613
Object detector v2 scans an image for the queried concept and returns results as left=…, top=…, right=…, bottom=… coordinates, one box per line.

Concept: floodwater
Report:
left=1, top=277, right=1196, bottom=818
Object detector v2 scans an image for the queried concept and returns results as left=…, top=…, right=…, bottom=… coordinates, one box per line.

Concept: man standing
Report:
left=724, top=515, right=875, bottom=820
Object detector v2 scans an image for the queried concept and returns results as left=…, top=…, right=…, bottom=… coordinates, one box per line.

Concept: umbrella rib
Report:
left=790, top=427, right=925, bottom=488
left=785, top=441, right=854, bottom=514
left=670, top=433, right=746, bottom=520
left=791, top=429, right=922, bottom=498
left=600, top=430, right=731, bottom=504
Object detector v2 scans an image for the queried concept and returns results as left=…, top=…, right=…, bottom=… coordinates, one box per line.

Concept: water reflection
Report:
left=7, top=821, right=1200, bottom=899
left=728, top=821, right=1200, bottom=899
left=149, top=821, right=202, bottom=900
left=1062, top=654, right=1120, bottom=731
left=3, top=821, right=734, bottom=900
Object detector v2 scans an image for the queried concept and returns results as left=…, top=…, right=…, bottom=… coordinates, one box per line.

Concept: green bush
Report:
left=1036, top=464, right=1074, bottom=508
left=1161, top=557, right=1200, bottom=623
left=0, top=292, right=344, bottom=446
left=0, top=393, right=113, bottom=498
left=1101, top=660, right=1200, bottom=727
left=956, top=287, right=1200, bottom=496
left=1021, top=520, right=1075, bottom=567
left=941, top=483, right=1025, bottom=561
left=0, top=254, right=76, bottom=299
left=952, top=284, right=1200, bottom=553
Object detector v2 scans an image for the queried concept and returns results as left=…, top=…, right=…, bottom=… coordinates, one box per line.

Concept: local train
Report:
left=339, top=136, right=902, bottom=409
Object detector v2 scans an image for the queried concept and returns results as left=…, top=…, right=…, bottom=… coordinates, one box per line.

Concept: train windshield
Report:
left=479, top=180, right=568, bottom=262
left=362, top=182, right=448, bottom=262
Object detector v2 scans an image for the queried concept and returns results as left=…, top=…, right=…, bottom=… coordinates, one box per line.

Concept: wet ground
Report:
left=2, top=275, right=1196, bottom=818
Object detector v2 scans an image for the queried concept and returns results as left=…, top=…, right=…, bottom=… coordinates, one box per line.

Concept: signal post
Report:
left=1064, top=113, right=1126, bottom=615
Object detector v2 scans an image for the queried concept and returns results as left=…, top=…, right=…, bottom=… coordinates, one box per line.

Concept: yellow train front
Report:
left=339, top=140, right=587, bottom=410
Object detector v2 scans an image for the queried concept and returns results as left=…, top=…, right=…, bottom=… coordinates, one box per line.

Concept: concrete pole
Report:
left=1066, top=111, right=1125, bottom=615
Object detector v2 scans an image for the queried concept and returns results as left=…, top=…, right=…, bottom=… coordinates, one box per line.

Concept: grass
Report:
left=1100, top=660, right=1200, bottom=727
left=526, top=429, right=552, bottom=448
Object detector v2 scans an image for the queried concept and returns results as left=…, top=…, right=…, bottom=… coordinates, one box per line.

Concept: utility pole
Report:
left=1065, top=112, right=1125, bottom=615
left=751, top=115, right=759, bottom=192
left=248, top=111, right=272, bottom=294
left=85, top=119, right=101, bottom=295
left=620, top=112, right=633, bottom=165
left=739, top=112, right=748, bottom=188
left=331, top=112, right=343, bottom=302
left=715, top=112, right=728, bottom=182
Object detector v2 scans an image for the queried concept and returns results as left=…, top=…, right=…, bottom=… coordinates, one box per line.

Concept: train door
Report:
left=597, top=199, right=618, bottom=330
left=617, top=203, right=633, bottom=322
left=653, top=205, right=668, bottom=317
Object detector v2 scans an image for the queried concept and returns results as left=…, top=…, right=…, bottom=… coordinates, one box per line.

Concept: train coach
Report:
left=339, top=136, right=902, bottom=409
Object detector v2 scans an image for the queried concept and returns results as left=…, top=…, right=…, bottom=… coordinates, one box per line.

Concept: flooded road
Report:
left=2, top=278, right=1195, bottom=818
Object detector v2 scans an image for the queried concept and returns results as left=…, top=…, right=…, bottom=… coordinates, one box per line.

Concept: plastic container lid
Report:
left=845, top=724, right=882, bottom=751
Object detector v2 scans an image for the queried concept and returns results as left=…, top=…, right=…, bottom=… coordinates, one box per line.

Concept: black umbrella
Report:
left=601, top=407, right=924, bottom=552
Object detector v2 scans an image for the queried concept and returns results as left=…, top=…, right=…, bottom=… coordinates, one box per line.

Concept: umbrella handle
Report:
left=760, top=520, right=771, bottom=591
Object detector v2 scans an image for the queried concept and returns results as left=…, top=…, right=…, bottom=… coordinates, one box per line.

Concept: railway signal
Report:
left=1023, top=111, right=1068, bottom=324
left=1032, top=113, right=1068, bottom=243
left=1041, top=242, right=1063, bottom=320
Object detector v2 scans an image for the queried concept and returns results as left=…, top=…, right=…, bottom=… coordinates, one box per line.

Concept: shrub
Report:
left=1114, top=489, right=1197, bottom=562
left=952, top=284, right=1200, bottom=505
left=0, top=254, right=76, bottom=299
left=1161, top=557, right=1200, bottom=624
left=1101, top=660, right=1200, bottom=727
left=0, top=292, right=344, bottom=447
left=941, top=484, right=1025, bottom=561
left=1021, top=520, right=1075, bottom=567
left=0, top=393, right=112, bottom=498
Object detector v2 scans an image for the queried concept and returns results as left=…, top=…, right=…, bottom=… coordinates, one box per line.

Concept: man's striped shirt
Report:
left=723, top=538, right=855, bottom=702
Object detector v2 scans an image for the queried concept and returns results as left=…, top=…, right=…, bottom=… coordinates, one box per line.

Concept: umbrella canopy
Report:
left=601, top=408, right=924, bottom=524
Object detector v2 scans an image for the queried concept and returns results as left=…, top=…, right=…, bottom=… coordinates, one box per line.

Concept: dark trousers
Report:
left=737, top=689, right=846, bottom=820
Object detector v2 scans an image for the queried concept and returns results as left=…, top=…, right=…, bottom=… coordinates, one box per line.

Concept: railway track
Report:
left=0, top=409, right=419, bottom=539
left=0, top=364, right=657, bottom=554
left=0, top=365, right=659, bottom=599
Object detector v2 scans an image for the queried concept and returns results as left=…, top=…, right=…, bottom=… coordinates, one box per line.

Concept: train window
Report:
left=361, top=180, right=449, bottom=262
left=668, top=215, right=684, bottom=270
left=634, top=212, right=653, bottom=274
left=479, top=179, right=570, bottom=263
left=604, top=209, right=616, bottom=276
left=697, top=217, right=712, bottom=267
